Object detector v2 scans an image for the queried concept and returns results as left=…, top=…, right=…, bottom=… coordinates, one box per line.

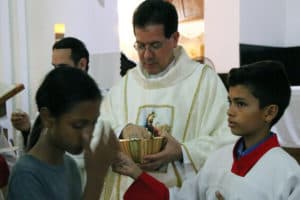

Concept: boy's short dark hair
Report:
left=52, top=37, right=89, bottom=71
left=227, top=60, right=291, bottom=126
left=133, top=0, right=178, bottom=38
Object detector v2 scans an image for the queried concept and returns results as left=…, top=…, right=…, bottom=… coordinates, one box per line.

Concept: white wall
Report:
left=118, top=0, right=142, bottom=61
left=240, top=0, right=285, bottom=47
left=241, top=0, right=300, bottom=47
left=205, top=0, right=240, bottom=72
left=0, top=0, right=30, bottom=141
left=0, top=0, right=13, bottom=83
left=0, top=0, right=14, bottom=138
left=285, top=0, right=300, bottom=46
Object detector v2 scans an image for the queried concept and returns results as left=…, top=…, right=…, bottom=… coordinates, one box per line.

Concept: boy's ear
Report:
left=264, top=104, right=278, bottom=123
left=40, top=107, right=55, bottom=128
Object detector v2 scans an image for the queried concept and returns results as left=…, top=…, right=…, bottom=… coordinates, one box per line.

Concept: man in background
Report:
left=52, top=37, right=90, bottom=71
left=11, top=37, right=90, bottom=147
left=10, top=37, right=91, bottom=190
left=120, top=52, right=136, bottom=77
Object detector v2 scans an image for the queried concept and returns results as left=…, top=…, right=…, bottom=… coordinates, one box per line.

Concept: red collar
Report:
left=231, top=134, right=280, bottom=177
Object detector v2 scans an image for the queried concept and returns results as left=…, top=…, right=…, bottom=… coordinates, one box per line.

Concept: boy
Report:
left=114, top=60, right=300, bottom=200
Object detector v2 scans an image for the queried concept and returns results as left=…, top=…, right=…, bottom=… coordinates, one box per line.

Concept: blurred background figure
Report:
left=120, top=52, right=136, bottom=77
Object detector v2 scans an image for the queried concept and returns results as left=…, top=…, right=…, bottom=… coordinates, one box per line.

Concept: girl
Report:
left=8, top=67, right=118, bottom=200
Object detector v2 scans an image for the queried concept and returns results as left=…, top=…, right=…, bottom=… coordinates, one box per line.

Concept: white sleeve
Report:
left=169, top=170, right=202, bottom=200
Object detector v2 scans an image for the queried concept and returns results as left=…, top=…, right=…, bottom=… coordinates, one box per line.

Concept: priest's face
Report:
left=134, top=24, right=179, bottom=75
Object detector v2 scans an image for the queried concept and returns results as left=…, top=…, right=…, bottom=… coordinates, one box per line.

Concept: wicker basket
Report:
left=119, top=136, right=166, bottom=163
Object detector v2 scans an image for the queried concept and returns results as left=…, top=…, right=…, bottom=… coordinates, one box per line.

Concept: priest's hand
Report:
left=112, top=152, right=143, bottom=180
left=215, top=191, right=224, bottom=200
left=140, top=132, right=182, bottom=171
left=121, top=123, right=151, bottom=139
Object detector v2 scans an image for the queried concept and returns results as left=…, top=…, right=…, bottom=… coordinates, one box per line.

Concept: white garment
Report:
left=170, top=144, right=300, bottom=200
left=0, top=131, right=16, bottom=171
left=272, top=86, right=300, bottom=147
left=96, top=46, right=236, bottom=200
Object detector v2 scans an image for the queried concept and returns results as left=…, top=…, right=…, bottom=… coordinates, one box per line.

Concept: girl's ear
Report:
left=264, top=104, right=278, bottom=124
left=39, top=107, right=55, bottom=128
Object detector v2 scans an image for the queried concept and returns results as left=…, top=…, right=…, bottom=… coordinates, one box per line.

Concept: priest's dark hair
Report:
left=133, top=0, right=178, bottom=38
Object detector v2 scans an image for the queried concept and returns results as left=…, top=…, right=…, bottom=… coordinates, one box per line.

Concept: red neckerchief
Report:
left=231, top=134, right=280, bottom=177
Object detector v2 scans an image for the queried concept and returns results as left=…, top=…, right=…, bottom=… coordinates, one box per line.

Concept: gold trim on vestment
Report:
left=179, top=65, right=208, bottom=174
left=182, top=144, right=198, bottom=173
left=182, top=65, right=208, bottom=142
left=124, top=74, right=129, bottom=123
left=171, top=162, right=183, bottom=187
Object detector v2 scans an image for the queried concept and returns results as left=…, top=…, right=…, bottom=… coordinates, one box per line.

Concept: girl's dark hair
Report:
left=26, top=67, right=101, bottom=151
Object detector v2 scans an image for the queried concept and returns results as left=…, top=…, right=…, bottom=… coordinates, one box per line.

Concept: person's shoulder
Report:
left=125, top=64, right=139, bottom=77
left=64, top=154, right=81, bottom=175
left=211, top=144, right=233, bottom=158
left=260, top=147, right=300, bottom=187
left=8, top=158, right=46, bottom=200
left=266, top=147, right=299, bottom=167
left=9, top=155, right=42, bottom=187
left=188, top=60, right=218, bottom=81
left=12, top=154, right=38, bottom=171
left=261, top=147, right=300, bottom=176
left=108, top=69, right=135, bottom=91
left=10, top=155, right=46, bottom=184
left=203, top=144, right=234, bottom=168
left=64, top=154, right=78, bottom=167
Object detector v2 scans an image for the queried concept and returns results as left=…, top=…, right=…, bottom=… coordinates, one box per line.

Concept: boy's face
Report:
left=227, top=85, right=270, bottom=141
left=47, top=100, right=100, bottom=155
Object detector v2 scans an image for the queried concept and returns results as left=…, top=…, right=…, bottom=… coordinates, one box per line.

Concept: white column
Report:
left=205, top=0, right=240, bottom=72
left=9, top=0, right=31, bottom=115
left=0, top=0, right=30, bottom=143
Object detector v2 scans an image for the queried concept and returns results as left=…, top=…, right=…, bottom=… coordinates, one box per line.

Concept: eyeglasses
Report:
left=133, top=41, right=166, bottom=53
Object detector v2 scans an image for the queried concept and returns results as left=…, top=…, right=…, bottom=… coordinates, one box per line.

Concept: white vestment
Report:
left=171, top=144, right=300, bottom=200
left=96, top=46, right=235, bottom=200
